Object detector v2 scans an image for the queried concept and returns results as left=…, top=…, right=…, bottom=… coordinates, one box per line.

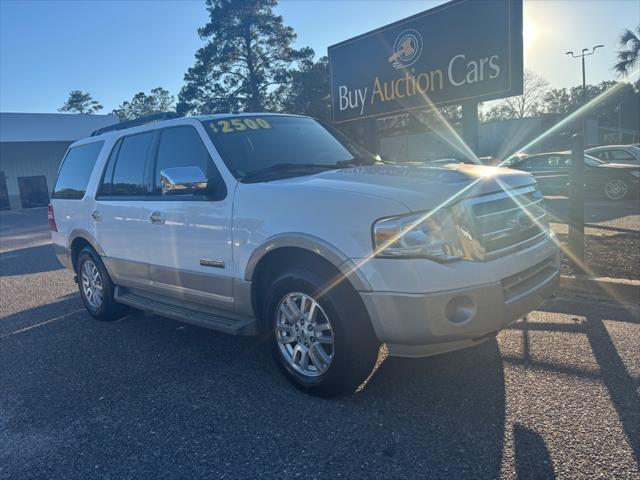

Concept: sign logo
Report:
left=388, top=29, right=423, bottom=69
left=328, top=0, right=522, bottom=123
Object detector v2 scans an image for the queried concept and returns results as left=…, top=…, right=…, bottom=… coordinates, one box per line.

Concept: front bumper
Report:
left=358, top=241, right=560, bottom=357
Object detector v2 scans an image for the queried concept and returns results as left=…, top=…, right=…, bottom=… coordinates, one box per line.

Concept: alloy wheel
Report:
left=604, top=179, right=627, bottom=200
left=81, top=259, right=104, bottom=310
left=274, top=292, right=335, bottom=377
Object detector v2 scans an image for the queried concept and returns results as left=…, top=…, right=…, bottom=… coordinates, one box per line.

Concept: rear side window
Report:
left=609, top=150, right=634, bottom=161
left=99, top=131, right=154, bottom=197
left=52, top=141, right=104, bottom=199
left=153, top=126, right=216, bottom=194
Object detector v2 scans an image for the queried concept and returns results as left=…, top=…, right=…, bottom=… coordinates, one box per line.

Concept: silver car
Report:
left=586, top=145, right=640, bottom=166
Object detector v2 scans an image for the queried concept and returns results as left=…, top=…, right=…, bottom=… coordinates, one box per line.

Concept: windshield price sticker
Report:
left=209, top=117, right=272, bottom=134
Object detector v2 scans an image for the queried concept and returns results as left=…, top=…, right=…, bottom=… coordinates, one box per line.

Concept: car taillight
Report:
left=47, top=203, right=58, bottom=232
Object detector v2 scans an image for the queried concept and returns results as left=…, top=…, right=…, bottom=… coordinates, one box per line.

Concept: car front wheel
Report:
left=264, top=266, right=380, bottom=397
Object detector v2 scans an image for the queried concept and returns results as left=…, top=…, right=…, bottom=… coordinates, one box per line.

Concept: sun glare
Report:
left=523, top=18, right=537, bottom=50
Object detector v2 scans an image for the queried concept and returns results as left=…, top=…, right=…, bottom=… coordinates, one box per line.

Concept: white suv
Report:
left=50, top=113, right=559, bottom=397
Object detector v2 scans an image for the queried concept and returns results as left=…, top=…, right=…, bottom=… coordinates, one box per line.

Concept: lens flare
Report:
left=319, top=70, right=639, bottom=312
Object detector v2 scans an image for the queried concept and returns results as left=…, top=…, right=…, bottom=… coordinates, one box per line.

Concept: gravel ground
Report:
left=1, top=209, right=639, bottom=479
left=557, top=231, right=640, bottom=279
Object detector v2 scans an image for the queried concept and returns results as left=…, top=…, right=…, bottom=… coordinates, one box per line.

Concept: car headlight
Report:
left=372, top=210, right=464, bottom=261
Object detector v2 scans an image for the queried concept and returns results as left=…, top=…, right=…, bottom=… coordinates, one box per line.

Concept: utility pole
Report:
left=565, top=45, right=604, bottom=143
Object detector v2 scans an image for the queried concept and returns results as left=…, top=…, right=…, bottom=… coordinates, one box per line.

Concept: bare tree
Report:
left=483, top=70, right=549, bottom=121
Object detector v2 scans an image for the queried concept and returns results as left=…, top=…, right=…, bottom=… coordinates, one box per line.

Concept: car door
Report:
left=142, top=124, right=234, bottom=310
left=547, top=154, right=573, bottom=194
left=93, top=130, right=156, bottom=287
left=514, top=155, right=559, bottom=194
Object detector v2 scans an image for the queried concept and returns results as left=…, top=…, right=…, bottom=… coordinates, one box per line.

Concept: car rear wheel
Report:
left=77, top=247, right=126, bottom=321
left=264, top=266, right=380, bottom=397
left=604, top=178, right=629, bottom=200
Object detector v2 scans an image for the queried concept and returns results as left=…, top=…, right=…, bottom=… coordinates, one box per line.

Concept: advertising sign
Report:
left=328, top=0, right=523, bottom=123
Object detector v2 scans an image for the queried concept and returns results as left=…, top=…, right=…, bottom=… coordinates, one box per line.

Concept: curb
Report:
left=559, top=275, right=640, bottom=303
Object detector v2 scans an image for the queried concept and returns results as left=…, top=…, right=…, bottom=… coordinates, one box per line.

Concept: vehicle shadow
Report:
left=0, top=243, right=63, bottom=276
left=357, top=339, right=507, bottom=477
left=1, top=299, right=507, bottom=479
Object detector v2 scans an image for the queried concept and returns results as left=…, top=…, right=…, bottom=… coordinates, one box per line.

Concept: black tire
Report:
left=264, top=265, right=380, bottom=397
left=76, top=247, right=126, bottom=321
left=603, top=178, right=630, bottom=201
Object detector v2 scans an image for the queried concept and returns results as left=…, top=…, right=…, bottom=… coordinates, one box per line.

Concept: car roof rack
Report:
left=91, top=112, right=182, bottom=136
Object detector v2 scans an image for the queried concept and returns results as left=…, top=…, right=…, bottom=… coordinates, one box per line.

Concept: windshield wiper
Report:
left=243, top=163, right=344, bottom=179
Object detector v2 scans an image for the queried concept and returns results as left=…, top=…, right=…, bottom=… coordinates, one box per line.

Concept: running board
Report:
left=114, top=287, right=257, bottom=335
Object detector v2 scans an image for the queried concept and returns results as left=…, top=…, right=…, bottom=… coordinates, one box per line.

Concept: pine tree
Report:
left=177, top=0, right=311, bottom=114
left=113, top=87, right=175, bottom=121
left=58, top=90, right=103, bottom=114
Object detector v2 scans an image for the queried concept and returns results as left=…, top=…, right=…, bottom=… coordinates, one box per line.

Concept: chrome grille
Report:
left=462, top=186, right=549, bottom=260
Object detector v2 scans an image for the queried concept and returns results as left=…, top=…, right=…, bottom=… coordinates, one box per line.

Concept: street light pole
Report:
left=581, top=53, right=587, bottom=104
left=564, top=45, right=602, bottom=273
left=565, top=45, right=604, bottom=141
left=617, top=103, right=622, bottom=142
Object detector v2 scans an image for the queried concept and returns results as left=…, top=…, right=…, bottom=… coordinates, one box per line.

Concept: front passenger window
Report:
left=153, top=126, right=219, bottom=195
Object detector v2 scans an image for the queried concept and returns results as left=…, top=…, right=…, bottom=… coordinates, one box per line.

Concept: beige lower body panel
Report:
left=361, top=254, right=560, bottom=358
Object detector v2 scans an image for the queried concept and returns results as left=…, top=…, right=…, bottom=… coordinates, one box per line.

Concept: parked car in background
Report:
left=49, top=113, right=559, bottom=397
left=586, top=145, right=640, bottom=166
left=505, top=151, right=640, bottom=200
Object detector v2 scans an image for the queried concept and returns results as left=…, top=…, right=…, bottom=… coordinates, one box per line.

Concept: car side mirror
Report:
left=160, top=166, right=209, bottom=196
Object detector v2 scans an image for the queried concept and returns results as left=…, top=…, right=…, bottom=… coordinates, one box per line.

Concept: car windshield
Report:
left=201, top=115, right=376, bottom=180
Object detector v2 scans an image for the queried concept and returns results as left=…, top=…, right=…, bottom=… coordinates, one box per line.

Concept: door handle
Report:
left=149, top=211, right=165, bottom=225
left=90, top=209, right=102, bottom=221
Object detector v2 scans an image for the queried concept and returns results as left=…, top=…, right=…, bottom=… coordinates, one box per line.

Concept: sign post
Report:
left=569, top=134, right=586, bottom=273
left=461, top=101, right=479, bottom=154
left=328, top=0, right=523, bottom=155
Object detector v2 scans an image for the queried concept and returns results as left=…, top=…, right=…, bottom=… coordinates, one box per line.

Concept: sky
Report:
left=0, top=0, right=638, bottom=114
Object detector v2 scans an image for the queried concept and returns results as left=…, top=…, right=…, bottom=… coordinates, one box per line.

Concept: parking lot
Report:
left=1, top=207, right=638, bottom=479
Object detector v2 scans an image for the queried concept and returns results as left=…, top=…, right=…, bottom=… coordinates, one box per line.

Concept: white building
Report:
left=0, top=112, right=118, bottom=210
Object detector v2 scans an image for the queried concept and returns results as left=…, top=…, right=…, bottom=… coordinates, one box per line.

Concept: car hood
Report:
left=269, top=163, right=536, bottom=211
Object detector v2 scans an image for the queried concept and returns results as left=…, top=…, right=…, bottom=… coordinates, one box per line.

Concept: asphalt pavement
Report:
left=1, top=208, right=638, bottom=479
